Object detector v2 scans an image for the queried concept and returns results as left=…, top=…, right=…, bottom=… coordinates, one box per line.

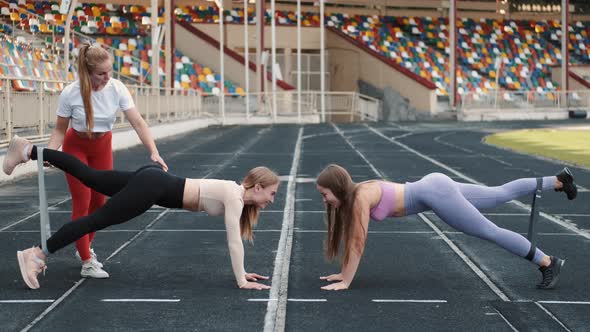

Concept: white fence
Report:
left=0, top=76, right=380, bottom=145
left=459, top=90, right=590, bottom=121
left=200, top=91, right=380, bottom=122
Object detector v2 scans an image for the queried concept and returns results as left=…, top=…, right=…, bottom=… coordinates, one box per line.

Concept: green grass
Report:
left=484, top=129, right=590, bottom=168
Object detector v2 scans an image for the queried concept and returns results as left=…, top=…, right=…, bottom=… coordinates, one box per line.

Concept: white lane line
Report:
left=392, top=132, right=415, bottom=140
left=21, top=279, right=86, bottom=332
left=101, top=299, right=180, bottom=303
left=487, top=156, right=513, bottom=167
left=295, top=230, right=435, bottom=234
left=556, top=214, right=590, bottom=217
left=333, top=123, right=511, bottom=303
left=331, top=123, right=385, bottom=179
left=105, top=209, right=170, bottom=260
left=366, top=124, right=590, bottom=241
left=372, top=299, right=447, bottom=303
left=252, top=299, right=327, bottom=302
left=23, top=209, right=172, bottom=332
left=264, top=128, right=302, bottom=332
left=247, top=210, right=324, bottom=214
left=0, top=300, right=55, bottom=303
left=534, top=302, right=572, bottom=332
left=434, top=132, right=474, bottom=154
left=423, top=212, right=530, bottom=217
left=296, top=178, right=316, bottom=183
left=492, top=308, right=519, bottom=332
left=537, top=301, right=590, bottom=305
left=301, top=128, right=368, bottom=140
left=0, top=198, right=70, bottom=232
left=418, top=213, right=511, bottom=302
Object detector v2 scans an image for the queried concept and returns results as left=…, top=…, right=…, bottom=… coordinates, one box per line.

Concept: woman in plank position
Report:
left=4, top=136, right=278, bottom=290
left=315, top=164, right=576, bottom=291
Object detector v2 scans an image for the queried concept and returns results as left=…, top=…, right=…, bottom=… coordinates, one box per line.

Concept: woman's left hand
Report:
left=321, top=280, right=349, bottom=291
left=151, top=153, right=168, bottom=172
left=246, top=272, right=269, bottom=282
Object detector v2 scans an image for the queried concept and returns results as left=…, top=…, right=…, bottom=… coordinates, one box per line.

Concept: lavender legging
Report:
left=404, top=173, right=555, bottom=265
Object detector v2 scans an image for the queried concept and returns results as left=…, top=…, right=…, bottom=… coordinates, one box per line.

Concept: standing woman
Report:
left=47, top=42, right=168, bottom=279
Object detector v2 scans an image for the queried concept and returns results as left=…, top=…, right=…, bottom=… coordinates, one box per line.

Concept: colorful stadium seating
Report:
left=1, top=0, right=589, bottom=98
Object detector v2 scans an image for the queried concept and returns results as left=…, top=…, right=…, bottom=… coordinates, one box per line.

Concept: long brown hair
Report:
left=77, top=42, right=112, bottom=137
left=316, top=164, right=364, bottom=264
left=240, top=166, right=279, bottom=242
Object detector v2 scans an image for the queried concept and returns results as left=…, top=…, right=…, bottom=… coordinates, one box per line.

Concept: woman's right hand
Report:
left=319, top=273, right=344, bottom=282
left=239, top=281, right=271, bottom=290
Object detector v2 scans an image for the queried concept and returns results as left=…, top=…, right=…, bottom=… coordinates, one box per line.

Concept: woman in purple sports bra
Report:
left=315, top=164, right=577, bottom=291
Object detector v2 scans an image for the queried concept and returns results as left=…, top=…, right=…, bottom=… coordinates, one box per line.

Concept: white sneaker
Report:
left=80, top=260, right=109, bottom=279
left=75, top=248, right=103, bottom=268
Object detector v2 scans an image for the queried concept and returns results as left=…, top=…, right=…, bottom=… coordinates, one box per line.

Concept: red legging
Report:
left=62, top=128, right=113, bottom=261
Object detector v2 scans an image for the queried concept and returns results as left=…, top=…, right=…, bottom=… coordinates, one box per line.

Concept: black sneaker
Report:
left=555, top=167, right=577, bottom=200
left=537, top=256, right=565, bottom=289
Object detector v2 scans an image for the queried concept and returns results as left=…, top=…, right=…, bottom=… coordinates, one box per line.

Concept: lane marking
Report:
left=417, top=213, right=511, bottom=302
left=0, top=300, right=54, bottom=303
left=423, top=212, right=529, bottom=217
left=264, top=128, right=302, bottom=332
left=526, top=301, right=590, bottom=305
left=372, top=299, right=447, bottom=303
left=101, top=299, right=180, bottom=303
left=21, top=279, right=86, bottom=332
left=0, top=198, right=70, bottom=232
left=252, top=299, right=327, bottom=302
left=493, top=308, right=519, bottom=332
left=535, top=302, right=572, bottom=332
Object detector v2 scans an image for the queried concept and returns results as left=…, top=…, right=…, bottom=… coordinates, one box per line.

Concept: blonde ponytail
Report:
left=76, top=42, right=113, bottom=137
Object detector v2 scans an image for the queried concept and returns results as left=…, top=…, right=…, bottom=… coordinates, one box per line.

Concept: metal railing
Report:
left=1, top=76, right=380, bottom=145
left=460, top=90, right=590, bottom=111
left=200, top=91, right=380, bottom=122
left=0, top=76, right=200, bottom=143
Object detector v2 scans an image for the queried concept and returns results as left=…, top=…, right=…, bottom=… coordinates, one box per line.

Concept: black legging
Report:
left=31, top=146, right=185, bottom=254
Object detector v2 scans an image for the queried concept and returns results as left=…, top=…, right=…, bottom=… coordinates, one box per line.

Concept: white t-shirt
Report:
left=56, top=78, right=135, bottom=132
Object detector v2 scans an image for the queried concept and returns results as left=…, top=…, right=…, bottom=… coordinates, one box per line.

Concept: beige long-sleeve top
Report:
left=197, top=179, right=248, bottom=287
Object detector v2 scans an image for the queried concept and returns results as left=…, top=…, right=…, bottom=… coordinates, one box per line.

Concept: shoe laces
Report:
left=539, top=265, right=553, bottom=286
left=83, top=260, right=102, bottom=270
left=31, top=254, right=47, bottom=276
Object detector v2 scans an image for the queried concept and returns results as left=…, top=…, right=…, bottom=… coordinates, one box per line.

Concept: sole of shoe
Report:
left=80, top=271, right=110, bottom=279
left=17, top=251, right=39, bottom=290
left=3, top=135, right=28, bottom=176
left=2, top=137, right=18, bottom=175
left=538, top=259, right=565, bottom=290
